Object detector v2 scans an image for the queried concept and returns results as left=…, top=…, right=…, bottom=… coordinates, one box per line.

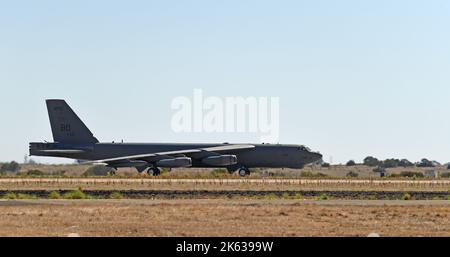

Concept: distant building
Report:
left=424, top=170, right=439, bottom=178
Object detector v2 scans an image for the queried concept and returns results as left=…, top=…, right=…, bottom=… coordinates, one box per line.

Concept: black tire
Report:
left=239, top=168, right=249, bottom=177
left=153, top=168, right=161, bottom=176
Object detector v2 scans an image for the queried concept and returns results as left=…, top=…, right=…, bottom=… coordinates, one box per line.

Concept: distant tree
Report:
left=346, top=160, right=356, bottom=166
left=416, top=158, right=434, bottom=168
left=382, top=159, right=400, bottom=168
left=363, top=156, right=381, bottom=167
left=447, top=164, right=450, bottom=170
left=398, top=159, right=414, bottom=167
left=321, top=162, right=330, bottom=168
left=0, top=161, right=21, bottom=173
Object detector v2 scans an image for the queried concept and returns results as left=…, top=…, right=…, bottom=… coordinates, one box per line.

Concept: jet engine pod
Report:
left=108, top=160, right=148, bottom=168
left=156, top=157, right=192, bottom=168
left=202, top=155, right=238, bottom=166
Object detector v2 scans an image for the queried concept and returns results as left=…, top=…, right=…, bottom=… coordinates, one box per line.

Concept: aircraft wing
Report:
left=85, top=144, right=255, bottom=164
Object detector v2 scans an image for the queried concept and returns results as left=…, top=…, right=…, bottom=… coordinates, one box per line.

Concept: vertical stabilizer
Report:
left=46, top=99, right=99, bottom=144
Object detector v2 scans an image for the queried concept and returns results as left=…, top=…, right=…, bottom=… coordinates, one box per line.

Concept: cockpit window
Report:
left=298, top=146, right=311, bottom=151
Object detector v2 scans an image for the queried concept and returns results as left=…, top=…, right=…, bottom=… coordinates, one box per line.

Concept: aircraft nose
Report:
left=310, top=152, right=323, bottom=162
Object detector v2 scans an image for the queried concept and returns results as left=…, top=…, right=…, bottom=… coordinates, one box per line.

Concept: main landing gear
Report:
left=238, top=167, right=251, bottom=177
left=147, top=167, right=161, bottom=176
left=227, top=166, right=251, bottom=177
left=108, top=168, right=117, bottom=176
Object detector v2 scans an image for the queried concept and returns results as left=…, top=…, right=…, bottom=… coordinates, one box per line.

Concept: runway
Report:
left=1, top=178, right=450, bottom=186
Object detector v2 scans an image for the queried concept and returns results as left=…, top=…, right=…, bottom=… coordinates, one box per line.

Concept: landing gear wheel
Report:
left=152, top=167, right=161, bottom=177
left=109, top=169, right=117, bottom=176
left=147, top=167, right=161, bottom=176
left=238, top=167, right=250, bottom=177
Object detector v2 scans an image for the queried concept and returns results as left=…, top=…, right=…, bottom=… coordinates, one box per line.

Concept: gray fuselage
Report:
left=30, top=142, right=322, bottom=169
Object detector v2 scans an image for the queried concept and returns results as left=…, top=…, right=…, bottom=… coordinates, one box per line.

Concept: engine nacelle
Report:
left=202, top=155, right=238, bottom=166
left=108, top=160, right=148, bottom=168
left=156, top=157, right=192, bottom=168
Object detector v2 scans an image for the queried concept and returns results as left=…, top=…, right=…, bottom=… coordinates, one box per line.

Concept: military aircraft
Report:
left=29, top=100, right=323, bottom=176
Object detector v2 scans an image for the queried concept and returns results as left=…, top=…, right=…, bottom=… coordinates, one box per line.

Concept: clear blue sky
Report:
left=1, top=0, right=449, bottom=164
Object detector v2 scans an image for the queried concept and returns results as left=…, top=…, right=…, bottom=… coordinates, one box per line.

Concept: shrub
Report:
left=300, top=171, right=314, bottom=177
left=294, top=193, right=302, bottom=200
left=368, top=195, right=377, bottom=200
left=211, top=169, right=228, bottom=178
left=17, top=194, right=36, bottom=199
left=110, top=192, right=123, bottom=199
left=282, top=192, right=291, bottom=199
left=3, top=193, right=17, bottom=199
left=402, top=193, right=412, bottom=201
left=441, top=172, right=450, bottom=178
left=83, top=165, right=115, bottom=176
left=49, top=191, right=61, bottom=199
left=317, top=194, right=330, bottom=201
left=399, top=171, right=424, bottom=178
left=301, top=171, right=328, bottom=178
left=63, top=189, right=87, bottom=200
left=51, top=170, right=67, bottom=176
left=346, top=171, right=359, bottom=177
left=26, top=170, right=45, bottom=176
left=265, top=193, right=278, bottom=200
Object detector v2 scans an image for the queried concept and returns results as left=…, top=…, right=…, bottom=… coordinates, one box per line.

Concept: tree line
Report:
left=359, top=156, right=440, bottom=168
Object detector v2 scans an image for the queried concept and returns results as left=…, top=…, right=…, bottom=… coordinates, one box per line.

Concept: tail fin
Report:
left=46, top=99, right=99, bottom=144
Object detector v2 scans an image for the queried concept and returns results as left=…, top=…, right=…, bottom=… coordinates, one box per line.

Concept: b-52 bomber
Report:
left=30, top=100, right=322, bottom=176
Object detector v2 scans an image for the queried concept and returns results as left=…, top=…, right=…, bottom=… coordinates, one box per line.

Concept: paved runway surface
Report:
left=1, top=178, right=450, bottom=185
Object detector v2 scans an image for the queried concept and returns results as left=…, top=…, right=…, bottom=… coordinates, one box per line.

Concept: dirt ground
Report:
left=0, top=199, right=449, bottom=237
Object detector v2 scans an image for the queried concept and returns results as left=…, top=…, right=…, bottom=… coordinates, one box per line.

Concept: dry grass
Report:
left=1, top=178, right=449, bottom=191
left=0, top=199, right=449, bottom=237
left=14, top=164, right=450, bottom=178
